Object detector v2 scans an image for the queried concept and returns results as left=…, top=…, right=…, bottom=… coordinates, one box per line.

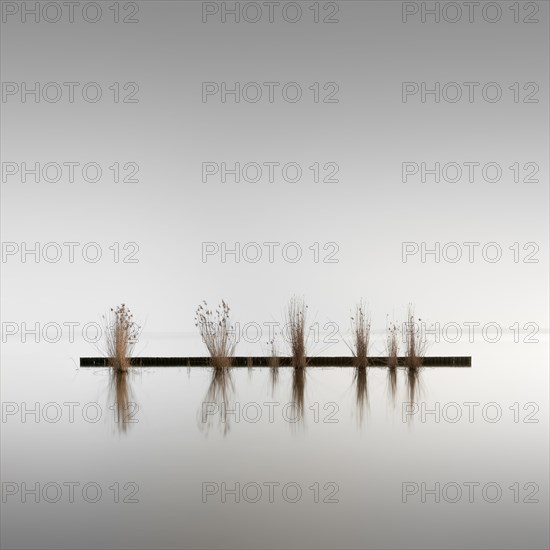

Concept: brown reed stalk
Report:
left=194, top=300, right=236, bottom=369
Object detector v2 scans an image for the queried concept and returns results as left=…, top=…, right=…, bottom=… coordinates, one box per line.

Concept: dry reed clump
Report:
left=268, top=338, right=280, bottom=369
left=350, top=301, right=371, bottom=368
left=385, top=317, right=400, bottom=368
left=404, top=304, right=427, bottom=369
left=384, top=317, right=400, bottom=403
left=103, top=304, right=140, bottom=372
left=194, top=300, right=236, bottom=369
left=286, top=297, right=308, bottom=368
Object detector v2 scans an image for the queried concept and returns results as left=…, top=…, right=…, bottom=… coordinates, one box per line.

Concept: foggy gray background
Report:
left=1, top=1, right=549, bottom=549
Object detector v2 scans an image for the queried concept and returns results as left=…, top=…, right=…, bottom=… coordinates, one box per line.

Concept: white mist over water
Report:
left=1, top=336, right=548, bottom=549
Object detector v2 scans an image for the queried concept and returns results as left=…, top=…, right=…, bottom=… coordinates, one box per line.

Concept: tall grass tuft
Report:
left=404, top=304, right=426, bottom=369
left=286, top=296, right=308, bottom=368
left=404, top=304, right=426, bottom=403
left=194, top=300, right=236, bottom=369
left=350, top=301, right=371, bottom=368
left=268, top=338, right=279, bottom=369
left=103, top=304, right=140, bottom=372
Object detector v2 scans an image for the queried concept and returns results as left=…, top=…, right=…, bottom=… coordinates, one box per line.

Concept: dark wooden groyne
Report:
left=80, top=356, right=471, bottom=367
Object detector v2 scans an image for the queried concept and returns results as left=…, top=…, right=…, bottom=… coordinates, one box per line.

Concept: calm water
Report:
left=1, top=336, right=548, bottom=549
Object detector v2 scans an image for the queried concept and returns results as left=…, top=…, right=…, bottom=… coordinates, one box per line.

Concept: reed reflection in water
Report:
left=291, top=366, right=306, bottom=425
left=353, top=366, right=369, bottom=424
left=105, top=363, right=428, bottom=438
left=405, top=365, right=423, bottom=405
left=387, top=365, right=398, bottom=405
left=108, top=368, right=137, bottom=434
left=200, top=366, right=235, bottom=436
